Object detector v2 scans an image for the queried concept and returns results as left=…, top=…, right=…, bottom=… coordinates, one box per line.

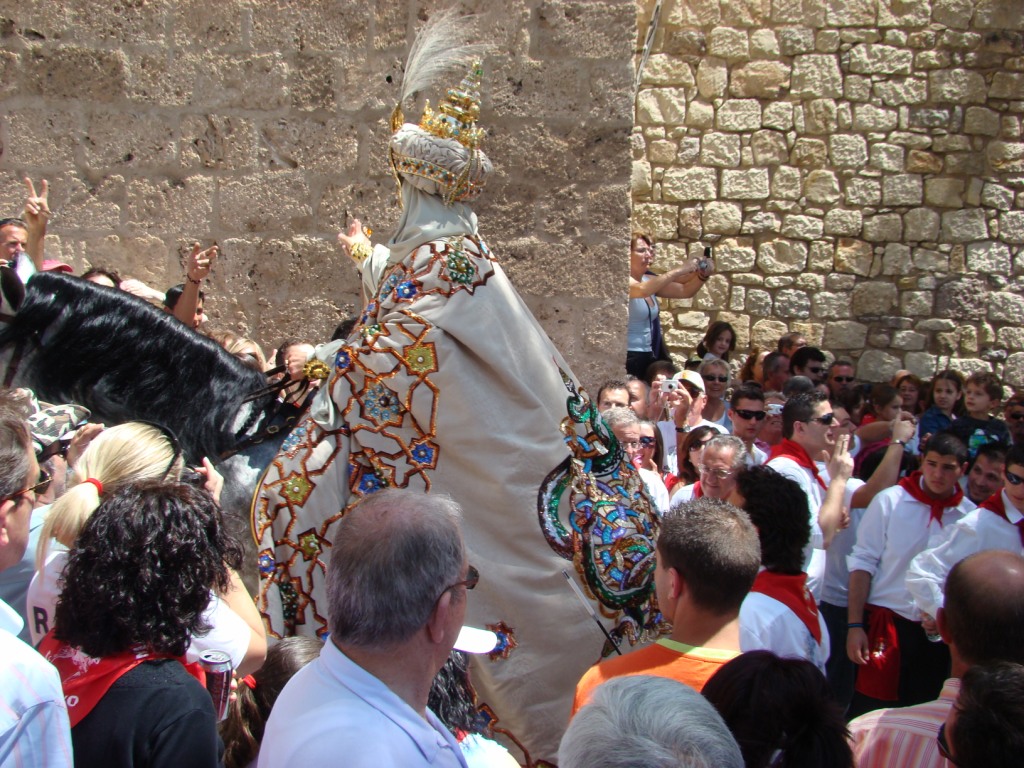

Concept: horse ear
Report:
left=0, top=265, right=25, bottom=315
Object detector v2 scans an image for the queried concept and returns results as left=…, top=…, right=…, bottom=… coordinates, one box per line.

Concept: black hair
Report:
left=80, top=267, right=123, bottom=287
left=220, top=637, right=324, bottom=768
left=703, top=651, right=853, bottom=768
left=163, top=282, right=206, bottom=309
left=331, top=316, right=359, bottom=342
left=0, top=217, right=27, bottom=230
left=782, top=391, right=828, bottom=439
left=696, top=321, right=737, bottom=361
left=644, top=359, right=678, bottom=386
left=0, top=271, right=271, bottom=462
left=789, top=346, right=826, bottom=371
left=677, top=425, right=719, bottom=484
left=428, top=650, right=484, bottom=737
left=922, top=432, right=968, bottom=465
left=54, top=481, right=241, bottom=658
left=735, top=466, right=809, bottom=574
left=730, top=384, right=765, bottom=409
left=952, top=662, right=1024, bottom=768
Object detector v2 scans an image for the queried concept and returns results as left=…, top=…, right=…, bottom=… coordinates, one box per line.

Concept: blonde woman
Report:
left=27, top=422, right=267, bottom=674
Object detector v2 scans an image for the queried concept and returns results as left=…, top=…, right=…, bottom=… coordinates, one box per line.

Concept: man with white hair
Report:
left=603, top=406, right=669, bottom=514
left=561, top=675, right=743, bottom=768
left=672, top=434, right=745, bottom=503
left=259, top=489, right=475, bottom=767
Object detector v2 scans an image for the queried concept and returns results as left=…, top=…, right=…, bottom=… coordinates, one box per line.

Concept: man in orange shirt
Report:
left=572, top=498, right=760, bottom=714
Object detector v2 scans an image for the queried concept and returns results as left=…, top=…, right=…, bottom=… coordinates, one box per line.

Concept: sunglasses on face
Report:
left=638, top=436, right=656, bottom=448
left=1006, top=469, right=1024, bottom=486
left=689, top=440, right=713, bottom=452
left=703, top=375, right=729, bottom=383
left=8, top=468, right=51, bottom=501
left=805, top=413, right=835, bottom=426
left=734, top=409, right=766, bottom=421
left=832, top=376, right=855, bottom=383
left=806, top=366, right=823, bottom=374
left=439, top=565, right=479, bottom=603
left=1006, top=411, right=1024, bottom=421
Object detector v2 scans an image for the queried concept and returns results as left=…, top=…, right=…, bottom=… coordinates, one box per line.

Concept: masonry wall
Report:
left=0, top=0, right=636, bottom=387
left=634, top=0, right=1024, bottom=384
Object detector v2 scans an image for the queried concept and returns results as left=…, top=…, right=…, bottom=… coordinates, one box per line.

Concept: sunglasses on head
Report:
left=805, top=413, right=835, bottom=426
left=703, top=375, right=729, bottom=383
left=734, top=408, right=766, bottom=421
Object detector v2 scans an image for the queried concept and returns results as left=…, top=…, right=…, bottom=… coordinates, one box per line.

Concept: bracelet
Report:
left=847, top=622, right=866, bottom=629
left=349, top=240, right=373, bottom=264
left=698, top=274, right=709, bottom=282
left=676, top=426, right=690, bottom=433
left=186, top=275, right=202, bottom=285
left=893, top=439, right=907, bottom=447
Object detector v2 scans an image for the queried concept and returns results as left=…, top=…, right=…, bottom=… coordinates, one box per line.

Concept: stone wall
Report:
left=633, top=0, right=1024, bottom=385
left=0, top=0, right=636, bottom=387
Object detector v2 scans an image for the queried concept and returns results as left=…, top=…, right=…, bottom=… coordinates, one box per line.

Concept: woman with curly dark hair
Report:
left=39, top=481, right=242, bottom=768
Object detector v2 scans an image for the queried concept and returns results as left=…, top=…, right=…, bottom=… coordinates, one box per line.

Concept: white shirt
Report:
left=744, top=443, right=767, bottom=468
left=28, top=549, right=251, bottom=669
left=765, top=457, right=857, bottom=600
left=0, top=598, right=73, bottom=768
left=657, top=419, right=727, bottom=474
left=258, top=640, right=467, bottom=768
left=906, top=490, right=1024, bottom=618
left=739, top=591, right=830, bottom=673
left=820, top=478, right=867, bottom=608
left=848, top=481, right=974, bottom=621
left=638, top=467, right=670, bottom=516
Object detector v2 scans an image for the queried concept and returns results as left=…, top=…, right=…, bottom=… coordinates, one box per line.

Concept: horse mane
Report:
left=0, top=272, right=272, bottom=463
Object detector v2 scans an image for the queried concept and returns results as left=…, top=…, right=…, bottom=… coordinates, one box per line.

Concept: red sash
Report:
left=853, top=605, right=900, bottom=701
left=39, top=632, right=204, bottom=727
left=751, top=570, right=821, bottom=643
left=979, top=492, right=1024, bottom=548
left=897, top=471, right=964, bottom=528
left=768, top=438, right=827, bottom=490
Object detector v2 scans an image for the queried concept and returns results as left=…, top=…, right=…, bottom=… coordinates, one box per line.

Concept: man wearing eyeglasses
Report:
left=673, top=435, right=745, bottom=504
left=766, top=391, right=854, bottom=600
left=790, top=346, right=827, bottom=386
left=826, top=359, right=857, bottom=400
left=0, top=409, right=73, bottom=767
left=727, top=385, right=768, bottom=467
left=907, top=445, right=1024, bottom=636
left=602, top=406, right=669, bottom=515
left=260, top=489, right=483, bottom=768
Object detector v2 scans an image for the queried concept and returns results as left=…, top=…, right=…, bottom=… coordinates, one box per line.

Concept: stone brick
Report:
left=701, top=133, right=741, bottom=167
left=696, top=58, right=729, bottom=99
left=853, top=282, right=898, bottom=315
left=703, top=202, right=743, bottom=235
left=772, top=167, right=802, bottom=199
left=632, top=161, right=652, bottom=195
left=641, top=55, right=696, bottom=86
left=781, top=215, right=824, bottom=240
left=932, top=0, right=974, bottom=29
left=834, top=239, right=874, bottom=275
left=904, top=208, right=940, bottom=241
left=929, top=69, right=988, bottom=104
left=854, top=104, right=899, bottom=131
left=22, top=44, right=128, bottom=102
left=746, top=289, right=773, bottom=315
left=891, top=331, right=927, bottom=351
left=936, top=278, right=987, bottom=321
left=998, top=327, right=1024, bottom=352
left=257, top=117, right=359, bottom=175
left=125, top=177, right=215, bottom=236
left=941, top=209, right=989, bottom=243
left=913, top=247, right=948, bottom=271
left=988, top=142, right=1024, bottom=173
left=774, top=288, right=811, bottom=319
left=708, top=27, right=750, bottom=58
left=802, top=99, right=838, bottom=134
left=863, top=214, right=903, bottom=243
left=790, top=54, right=844, bottom=98
left=991, top=73, right=1024, bottom=100
left=989, top=292, right=1024, bottom=322
left=870, top=143, right=905, bottom=173
left=857, top=350, right=903, bottom=381
left=967, top=241, right=1012, bottom=274
left=729, top=61, right=791, bottom=97
left=633, top=204, right=679, bottom=240
left=721, top=169, right=770, bottom=199
left=778, top=27, right=815, bottom=56
left=713, top=239, right=758, bottom=271
left=906, top=150, right=943, bottom=174
left=757, top=239, right=808, bottom=274
left=824, top=209, right=863, bottom=236
left=882, top=243, right=912, bottom=274
left=901, top=291, right=934, bottom=316
left=965, top=107, right=1001, bottom=136
left=813, top=291, right=852, bottom=319
left=882, top=174, right=923, bottom=206
left=649, top=139, right=678, bottom=164
left=848, top=44, right=913, bottom=75
left=4, top=109, right=79, bottom=166
left=846, top=178, right=881, bottom=206
left=663, top=168, right=718, bottom=201
left=802, top=170, right=840, bottom=204
left=982, top=183, right=1014, bottom=211
left=750, top=28, right=780, bottom=56
left=752, top=319, right=790, bottom=349
left=716, top=100, right=762, bottom=131
left=878, top=0, right=931, bottom=27
left=924, top=179, right=965, bottom=208
left=742, top=212, right=781, bottom=234
left=791, top=138, right=828, bottom=168
left=219, top=172, right=312, bottom=233
left=874, top=77, right=928, bottom=106
left=762, top=102, right=794, bottom=130
left=1000, top=211, right=1024, bottom=244
left=1003, top=354, right=1024, bottom=390
left=750, top=130, right=789, bottom=165
left=824, top=320, right=868, bottom=350
left=829, top=134, right=868, bottom=167
left=845, top=75, right=872, bottom=101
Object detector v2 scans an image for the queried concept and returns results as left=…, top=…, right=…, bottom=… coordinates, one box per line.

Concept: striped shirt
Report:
left=848, top=678, right=958, bottom=768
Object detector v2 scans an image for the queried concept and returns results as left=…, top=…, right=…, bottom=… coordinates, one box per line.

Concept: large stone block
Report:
left=4, top=109, right=79, bottom=166
left=703, top=202, right=743, bottom=235
left=863, top=213, right=903, bottom=242
left=752, top=319, right=789, bottom=348
left=1000, top=211, right=1024, bottom=244
left=874, top=77, right=928, bottom=105
left=857, top=350, right=903, bottom=382
left=772, top=166, right=802, bottom=199
left=708, top=27, right=750, bottom=58
left=763, top=102, right=794, bottom=130
left=848, top=44, right=913, bottom=75
left=757, top=239, right=808, bottom=274
left=829, top=134, right=868, bottom=167
left=882, top=243, right=912, bottom=275
left=219, top=172, right=312, bottom=233
left=663, top=168, right=718, bottom=201
left=716, top=100, right=762, bottom=131
left=257, top=117, right=359, bottom=174
left=834, top=239, right=874, bottom=275
left=967, top=241, right=1012, bottom=274
left=701, top=133, right=742, bottom=167
left=791, top=138, right=828, bottom=168
left=714, top=238, right=758, bottom=271
left=941, top=209, right=989, bottom=243
left=1003, top=354, right=1024, bottom=390
left=989, top=291, right=1024, bottom=322
left=906, top=150, right=943, bottom=174
left=729, top=61, right=791, bottom=97
left=932, top=0, right=974, bottom=29
left=936, top=277, right=987, bottom=321
left=991, top=73, right=1024, bottom=100
left=901, top=291, right=934, bottom=316
left=853, top=104, right=899, bottom=131
left=852, top=281, right=898, bottom=314
left=904, top=208, right=940, bottom=242
left=929, top=69, right=987, bottom=104
left=824, top=320, right=868, bottom=350
left=804, top=170, right=841, bottom=204
left=631, top=204, right=679, bottom=241
left=924, top=178, right=965, bottom=208
left=987, top=142, right=1024, bottom=173
left=23, top=44, right=128, bottom=102
left=824, top=209, right=863, bottom=236
left=751, top=130, right=789, bottom=165
left=882, top=174, right=923, bottom=206
left=781, top=215, right=824, bottom=240
left=696, top=58, right=729, bottom=98
left=774, top=288, right=811, bottom=319
left=846, top=178, right=882, bottom=206
left=721, top=169, right=770, bottom=199
left=125, top=177, right=215, bottom=236
left=778, top=26, right=815, bottom=55
left=791, top=54, right=844, bottom=98
left=812, top=291, right=852, bottom=319
left=965, top=107, right=1001, bottom=136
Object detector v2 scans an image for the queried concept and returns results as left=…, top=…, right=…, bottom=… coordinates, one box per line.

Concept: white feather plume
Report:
left=399, top=7, right=489, bottom=107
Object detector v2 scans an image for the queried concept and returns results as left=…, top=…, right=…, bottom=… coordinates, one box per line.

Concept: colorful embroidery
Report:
left=280, top=472, right=313, bottom=507
left=486, top=621, right=518, bottom=661
left=257, top=550, right=275, bottom=576
left=297, top=529, right=322, bottom=561
left=403, top=342, right=437, bottom=375
left=396, top=280, right=418, bottom=300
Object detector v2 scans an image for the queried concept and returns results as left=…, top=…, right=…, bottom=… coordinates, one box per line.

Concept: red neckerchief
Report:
left=38, top=632, right=205, bottom=728
left=897, top=471, right=964, bottom=528
left=854, top=605, right=900, bottom=702
left=980, top=492, right=1024, bottom=547
left=692, top=480, right=704, bottom=499
left=768, top=438, right=827, bottom=490
left=751, top=571, right=821, bottom=643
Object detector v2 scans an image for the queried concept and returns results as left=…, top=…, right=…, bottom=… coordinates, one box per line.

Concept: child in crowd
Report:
left=918, top=369, right=964, bottom=445
left=854, top=384, right=910, bottom=477
left=946, top=371, right=1010, bottom=457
